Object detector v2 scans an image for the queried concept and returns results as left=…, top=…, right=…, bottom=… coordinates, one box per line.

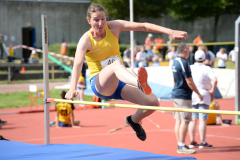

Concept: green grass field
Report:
left=0, top=90, right=93, bottom=109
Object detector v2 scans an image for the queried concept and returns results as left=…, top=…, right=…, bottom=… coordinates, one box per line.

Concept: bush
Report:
left=49, top=43, right=130, bottom=58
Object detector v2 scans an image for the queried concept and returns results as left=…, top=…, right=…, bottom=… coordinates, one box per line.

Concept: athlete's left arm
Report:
left=107, top=20, right=188, bottom=41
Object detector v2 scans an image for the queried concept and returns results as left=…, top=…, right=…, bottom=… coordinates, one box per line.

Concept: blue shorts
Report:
left=59, top=121, right=72, bottom=127
left=192, top=104, right=209, bottom=119
left=90, top=75, right=126, bottom=100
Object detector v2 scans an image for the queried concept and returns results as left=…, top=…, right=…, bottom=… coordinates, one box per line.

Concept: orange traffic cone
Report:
left=20, top=67, right=25, bottom=74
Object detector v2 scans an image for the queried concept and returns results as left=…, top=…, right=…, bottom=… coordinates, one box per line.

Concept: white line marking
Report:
left=17, top=129, right=240, bottom=142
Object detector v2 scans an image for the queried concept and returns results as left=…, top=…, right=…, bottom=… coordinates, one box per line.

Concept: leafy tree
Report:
left=169, top=0, right=240, bottom=41
left=90, top=0, right=240, bottom=42
left=90, top=0, right=169, bottom=21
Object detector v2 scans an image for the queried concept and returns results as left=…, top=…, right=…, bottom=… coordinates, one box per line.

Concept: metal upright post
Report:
left=130, top=0, right=134, bottom=69
left=8, top=66, right=11, bottom=82
left=235, top=16, right=240, bottom=124
left=41, top=14, right=50, bottom=144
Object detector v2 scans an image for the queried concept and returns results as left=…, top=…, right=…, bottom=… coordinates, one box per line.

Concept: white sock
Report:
left=191, top=138, right=195, bottom=142
left=201, top=140, right=206, bottom=144
left=178, top=142, right=185, bottom=147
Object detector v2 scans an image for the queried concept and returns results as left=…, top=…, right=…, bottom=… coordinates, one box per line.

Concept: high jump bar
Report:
left=47, top=98, right=240, bottom=115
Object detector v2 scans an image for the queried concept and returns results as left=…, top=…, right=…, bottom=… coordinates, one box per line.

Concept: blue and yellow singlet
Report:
left=85, top=25, right=123, bottom=79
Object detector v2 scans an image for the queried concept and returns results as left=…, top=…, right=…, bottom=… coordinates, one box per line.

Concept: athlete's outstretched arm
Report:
left=65, top=33, right=90, bottom=100
left=108, top=20, right=188, bottom=41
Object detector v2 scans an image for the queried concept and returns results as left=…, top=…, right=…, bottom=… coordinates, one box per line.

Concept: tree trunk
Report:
left=213, top=14, right=219, bottom=42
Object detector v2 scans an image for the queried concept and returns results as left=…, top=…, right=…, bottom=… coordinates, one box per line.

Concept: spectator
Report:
left=193, top=34, right=203, bottom=46
left=8, top=44, right=16, bottom=62
left=52, top=90, right=80, bottom=128
left=77, top=62, right=87, bottom=107
left=188, top=50, right=217, bottom=149
left=167, top=35, right=175, bottom=51
left=207, top=48, right=215, bottom=67
left=145, top=33, right=154, bottom=55
left=198, top=45, right=210, bottom=66
left=167, top=46, right=176, bottom=66
left=152, top=45, right=163, bottom=62
left=123, top=46, right=131, bottom=67
left=229, top=47, right=236, bottom=63
left=151, top=55, right=160, bottom=67
left=172, top=42, right=203, bottom=154
left=216, top=48, right=228, bottom=68
left=136, top=46, right=148, bottom=67
left=152, top=45, right=160, bottom=56
left=155, top=35, right=164, bottom=55
left=0, top=34, right=3, bottom=61
left=187, top=46, right=195, bottom=65
left=210, top=101, right=230, bottom=126
left=133, top=46, right=139, bottom=68
left=29, top=50, right=39, bottom=63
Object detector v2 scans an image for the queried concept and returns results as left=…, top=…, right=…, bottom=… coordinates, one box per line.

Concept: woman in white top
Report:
left=228, top=47, right=236, bottom=63
left=136, top=46, right=148, bottom=67
left=167, top=46, right=176, bottom=66
left=216, top=48, right=228, bottom=68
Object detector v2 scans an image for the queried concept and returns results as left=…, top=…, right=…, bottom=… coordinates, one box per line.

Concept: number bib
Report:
left=100, top=55, right=121, bottom=69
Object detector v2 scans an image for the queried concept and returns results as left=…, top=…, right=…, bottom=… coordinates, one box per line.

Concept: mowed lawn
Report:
left=0, top=90, right=93, bottom=109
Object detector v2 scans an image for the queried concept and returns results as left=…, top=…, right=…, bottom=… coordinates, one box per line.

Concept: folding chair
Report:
left=29, top=85, right=38, bottom=110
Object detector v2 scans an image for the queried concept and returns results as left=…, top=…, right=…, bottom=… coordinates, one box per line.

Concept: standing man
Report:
left=188, top=50, right=217, bottom=149
left=193, top=34, right=203, bottom=46
left=155, top=35, right=165, bottom=57
left=172, top=42, right=203, bottom=154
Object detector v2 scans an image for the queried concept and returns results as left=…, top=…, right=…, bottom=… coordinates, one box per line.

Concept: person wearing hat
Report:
left=29, top=50, right=39, bottom=63
left=188, top=50, right=218, bottom=149
left=172, top=42, right=203, bottom=154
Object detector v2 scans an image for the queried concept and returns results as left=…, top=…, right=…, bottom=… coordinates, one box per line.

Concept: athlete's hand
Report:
left=170, top=30, right=188, bottom=41
left=65, top=89, right=79, bottom=101
left=198, top=94, right=204, bottom=101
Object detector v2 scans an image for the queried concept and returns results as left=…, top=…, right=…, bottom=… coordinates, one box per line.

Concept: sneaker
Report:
left=50, top=121, right=56, bottom=127
left=125, top=116, right=146, bottom=141
left=199, top=142, right=213, bottom=149
left=137, top=66, right=152, bottom=95
left=177, top=145, right=196, bottom=154
left=189, top=140, right=199, bottom=148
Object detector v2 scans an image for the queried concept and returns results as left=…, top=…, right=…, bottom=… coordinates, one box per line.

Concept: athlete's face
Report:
left=88, top=11, right=106, bottom=34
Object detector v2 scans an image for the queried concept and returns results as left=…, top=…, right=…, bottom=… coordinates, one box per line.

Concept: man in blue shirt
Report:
left=172, top=42, right=203, bottom=154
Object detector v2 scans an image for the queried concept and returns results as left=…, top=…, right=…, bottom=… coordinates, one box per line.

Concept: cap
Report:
left=148, top=33, right=153, bottom=37
left=195, top=50, right=206, bottom=61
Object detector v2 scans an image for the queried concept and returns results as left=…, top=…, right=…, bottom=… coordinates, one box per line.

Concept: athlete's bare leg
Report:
left=95, top=60, right=139, bottom=96
left=120, top=84, right=159, bottom=123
